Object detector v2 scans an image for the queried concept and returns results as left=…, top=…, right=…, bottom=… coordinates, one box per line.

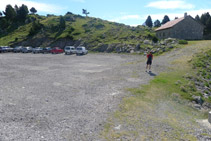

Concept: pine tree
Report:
left=206, top=17, right=211, bottom=33
left=200, top=12, right=210, bottom=25
left=59, top=16, right=66, bottom=29
left=145, top=15, right=153, bottom=27
left=16, top=4, right=29, bottom=22
left=82, top=9, right=90, bottom=17
left=3, top=4, right=16, bottom=21
left=154, top=19, right=161, bottom=27
left=162, top=15, right=170, bottom=25
left=30, top=7, right=37, bottom=14
left=195, top=15, right=200, bottom=22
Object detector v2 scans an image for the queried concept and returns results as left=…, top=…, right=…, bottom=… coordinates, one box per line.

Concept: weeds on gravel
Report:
left=102, top=71, right=204, bottom=140
left=102, top=41, right=211, bottom=140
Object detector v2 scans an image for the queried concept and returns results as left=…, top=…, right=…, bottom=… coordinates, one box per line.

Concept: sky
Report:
left=1, top=0, right=211, bottom=26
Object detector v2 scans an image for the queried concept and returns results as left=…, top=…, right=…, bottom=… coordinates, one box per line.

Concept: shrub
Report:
left=28, top=20, right=43, bottom=36
left=152, top=36, right=158, bottom=43
left=179, top=40, right=188, bottom=44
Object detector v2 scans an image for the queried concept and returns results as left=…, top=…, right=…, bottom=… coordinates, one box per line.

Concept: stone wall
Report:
left=156, top=28, right=172, bottom=39
left=156, top=16, right=204, bottom=40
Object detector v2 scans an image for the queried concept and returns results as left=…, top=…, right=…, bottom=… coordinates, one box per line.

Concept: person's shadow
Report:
left=148, top=71, right=157, bottom=76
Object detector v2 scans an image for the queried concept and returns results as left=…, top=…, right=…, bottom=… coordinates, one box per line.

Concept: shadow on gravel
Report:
left=148, top=72, right=157, bottom=76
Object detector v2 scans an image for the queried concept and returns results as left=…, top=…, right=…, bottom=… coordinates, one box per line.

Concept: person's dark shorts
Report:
left=147, top=60, right=152, bottom=65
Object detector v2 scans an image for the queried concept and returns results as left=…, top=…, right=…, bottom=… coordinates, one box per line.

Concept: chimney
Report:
left=184, top=12, right=187, bottom=18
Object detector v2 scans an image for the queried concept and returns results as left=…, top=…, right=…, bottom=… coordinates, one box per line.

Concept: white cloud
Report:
left=0, top=0, right=66, bottom=14
left=111, top=15, right=143, bottom=22
left=146, top=0, right=195, bottom=9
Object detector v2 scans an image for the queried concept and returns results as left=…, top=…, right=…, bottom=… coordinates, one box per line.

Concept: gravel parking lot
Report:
left=0, top=53, right=157, bottom=140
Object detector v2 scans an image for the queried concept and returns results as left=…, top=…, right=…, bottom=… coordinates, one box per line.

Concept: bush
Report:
left=179, top=40, right=188, bottom=44
left=28, top=20, right=43, bottom=36
left=152, top=36, right=158, bottom=43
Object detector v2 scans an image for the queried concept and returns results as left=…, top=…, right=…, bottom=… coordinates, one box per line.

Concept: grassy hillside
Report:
left=0, top=13, right=156, bottom=52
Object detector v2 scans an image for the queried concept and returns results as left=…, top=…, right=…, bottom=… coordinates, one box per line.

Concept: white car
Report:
left=76, top=47, right=88, bottom=55
left=64, top=46, right=76, bottom=55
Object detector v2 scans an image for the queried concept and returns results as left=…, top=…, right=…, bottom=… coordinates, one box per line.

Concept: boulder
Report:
left=130, top=50, right=134, bottom=53
left=106, top=44, right=115, bottom=53
left=135, top=44, right=141, bottom=51
left=194, top=104, right=201, bottom=109
left=143, top=40, right=151, bottom=45
left=96, top=43, right=108, bottom=52
left=209, top=111, right=211, bottom=124
left=192, top=96, right=204, bottom=105
left=164, top=38, right=177, bottom=44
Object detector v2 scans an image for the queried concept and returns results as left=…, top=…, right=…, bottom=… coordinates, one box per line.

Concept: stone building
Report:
left=155, top=13, right=204, bottom=40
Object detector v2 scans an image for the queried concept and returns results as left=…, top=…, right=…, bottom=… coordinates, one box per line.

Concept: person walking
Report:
left=146, top=51, right=153, bottom=72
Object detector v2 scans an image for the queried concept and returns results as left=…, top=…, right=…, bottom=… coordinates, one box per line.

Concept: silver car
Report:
left=76, top=47, right=88, bottom=55
left=64, top=46, right=76, bottom=55
left=21, top=47, right=33, bottom=53
left=32, top=47, right=43, bottom=54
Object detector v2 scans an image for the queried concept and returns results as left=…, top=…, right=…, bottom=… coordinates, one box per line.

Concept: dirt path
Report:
left=101, top=41, right=211, bottom=140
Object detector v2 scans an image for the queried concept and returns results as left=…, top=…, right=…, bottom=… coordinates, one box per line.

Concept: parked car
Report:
left=32, top=47, right=43, bottom=54
left=0, top=47, right=3, bottom=53
left=41, top=47, right=52, bottom=54
left=6, top=47, right=14, bottom=52
left=13, top=46, right=23, bottom=53
left=76, top=47, right=88, bottom=55
left=51, top=47, right=63, bottom=54
left=1, top=47, right=7, bottom=53
left=1, top=46, right=7, bottom=53
left=64, top=46, right=76, bottom=55
left=21, top=47, right=33, bottom=53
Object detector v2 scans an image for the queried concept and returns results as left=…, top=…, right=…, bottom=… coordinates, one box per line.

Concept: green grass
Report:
left=101, top=41, right=211, bottom=140
left=0, top=23, right=32, bottom=45
left=0, top=14, right=155, bottom=49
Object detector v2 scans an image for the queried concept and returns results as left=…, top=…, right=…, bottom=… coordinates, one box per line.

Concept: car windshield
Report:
left=77, top=48, right=82, bottom=50
left=65, top=47, right=70, bottom=50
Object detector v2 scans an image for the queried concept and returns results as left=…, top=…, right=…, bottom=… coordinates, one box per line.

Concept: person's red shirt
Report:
left=147, top=53, right=153, bottom=60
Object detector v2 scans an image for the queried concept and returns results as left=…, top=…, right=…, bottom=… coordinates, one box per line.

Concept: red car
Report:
left=51, top=47, right=64, bottom=54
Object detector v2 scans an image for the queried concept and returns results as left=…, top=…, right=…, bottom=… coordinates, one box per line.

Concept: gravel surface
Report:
left=0, top=53, right=160, bottom=141
left=1, top=42, right=210, bottom=141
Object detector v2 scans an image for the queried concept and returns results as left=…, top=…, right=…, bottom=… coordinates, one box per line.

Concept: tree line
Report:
left=144, top=12, right=211, bottom=35
left=0, top=4, right=66, bottom=37
left=0, top=4, right=38, bottom=34
left=0, top=4, right=37, bottom=22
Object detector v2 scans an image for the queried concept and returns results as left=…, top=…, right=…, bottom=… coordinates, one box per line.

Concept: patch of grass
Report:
left=102, top=41, right=211, bottom=140
left=179, top=40, right=188, bottom=44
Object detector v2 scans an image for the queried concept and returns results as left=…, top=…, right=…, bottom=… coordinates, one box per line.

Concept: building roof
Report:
left=155, top=17, right=185, bottom=31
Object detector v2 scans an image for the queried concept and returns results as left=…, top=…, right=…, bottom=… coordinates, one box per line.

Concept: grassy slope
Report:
left=102, top=41, right=211, bottom=140
left=192, top=49, right=211, bottom=103
left=0, top=14, right=155, bottom=49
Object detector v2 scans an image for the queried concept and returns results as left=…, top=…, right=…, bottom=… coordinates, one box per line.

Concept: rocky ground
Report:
left=0, top=53, right=159, bottom=140
left=0, top=41, right=210, bottom=140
